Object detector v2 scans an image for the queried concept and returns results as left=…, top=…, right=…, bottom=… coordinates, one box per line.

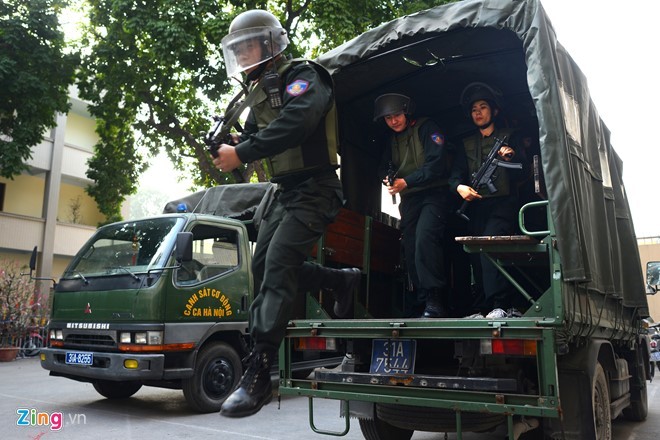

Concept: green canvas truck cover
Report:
left=317, top=0, right=646, bottom=311
left=163, top=182, right=276, bottom=224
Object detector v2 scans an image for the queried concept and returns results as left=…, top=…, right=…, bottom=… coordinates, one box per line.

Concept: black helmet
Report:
left=221, top=10, right=289, bottom=77
left=373, top=94, right=415, bottom=121
left=460, top=82, right=502, bottom=114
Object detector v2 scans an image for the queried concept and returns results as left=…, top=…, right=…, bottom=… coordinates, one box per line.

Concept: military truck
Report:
left=277, top=1, right=651, bottom=439
left=38, top=183, right=356, bottom=412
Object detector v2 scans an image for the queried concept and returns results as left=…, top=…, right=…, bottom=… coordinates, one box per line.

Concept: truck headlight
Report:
left=135, top=332, right=147, bottom=344
left=147, top=331, right=163, bottom=345
left=49, top=329, right=63, bottom=340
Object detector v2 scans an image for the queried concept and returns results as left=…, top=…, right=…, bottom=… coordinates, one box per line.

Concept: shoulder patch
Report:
left=431, top=132, right=445, bottom=146
left=286, top=79, right=310, bottom=96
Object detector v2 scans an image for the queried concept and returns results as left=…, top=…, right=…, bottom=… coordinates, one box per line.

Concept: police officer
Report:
left=456, top=82, right=526, bottom=319
left=376, top=93, right=456, bottom=318
left=213, top=10, right=361, bottom=418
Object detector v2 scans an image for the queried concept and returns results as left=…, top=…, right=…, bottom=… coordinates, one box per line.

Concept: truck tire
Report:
left=359, top=415, right=413, bottom=440
left=623, top=346, right=648, bottom=421
left=376, top=403, right=503, bottom=433
left=21, top=336, right=43, bottom=357
left=182, top=341, right=241, bottom=413
left=592, top=363, right=612, bottom=440
left=93, top=380, right=142, bottom=399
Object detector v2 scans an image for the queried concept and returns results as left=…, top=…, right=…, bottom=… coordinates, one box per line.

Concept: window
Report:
left=0, top=183, right=5, bottom=211
left=176, top=224, right=240, bottom=285
left=63, top=217, right=181, bottom=278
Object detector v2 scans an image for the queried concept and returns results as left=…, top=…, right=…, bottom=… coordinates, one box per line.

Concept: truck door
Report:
left=165, top=221, right=251, bottom=323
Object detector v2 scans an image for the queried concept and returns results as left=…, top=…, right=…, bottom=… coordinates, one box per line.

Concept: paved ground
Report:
left=1, top=357, right=658, bottom=439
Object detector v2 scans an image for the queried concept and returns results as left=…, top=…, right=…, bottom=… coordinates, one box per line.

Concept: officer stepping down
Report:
left=212, top=9, right=360, bottom=418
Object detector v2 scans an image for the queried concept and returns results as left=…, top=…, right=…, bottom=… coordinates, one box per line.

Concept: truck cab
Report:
left=40, top=209, right=253, bottom=411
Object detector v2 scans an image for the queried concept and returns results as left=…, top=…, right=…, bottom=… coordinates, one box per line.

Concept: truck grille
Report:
left=65, top=333, right=116, bottom=348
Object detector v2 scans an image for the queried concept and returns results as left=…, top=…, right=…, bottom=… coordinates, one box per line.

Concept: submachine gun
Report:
left=456, top=136, right=522, bottom=221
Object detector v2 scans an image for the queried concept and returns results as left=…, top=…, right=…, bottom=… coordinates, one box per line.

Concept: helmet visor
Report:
left=222, top=27, right=287, bottom=77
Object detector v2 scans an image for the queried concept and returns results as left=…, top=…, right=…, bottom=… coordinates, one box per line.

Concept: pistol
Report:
left=386, top=161, right=397, bottom=204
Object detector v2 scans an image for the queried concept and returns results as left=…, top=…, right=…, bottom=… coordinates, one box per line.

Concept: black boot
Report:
left=322, top=268, right=361, bottom=318
left=421, top=289, right=448, bottom=318
left=220, top=348, right=274, bottom=418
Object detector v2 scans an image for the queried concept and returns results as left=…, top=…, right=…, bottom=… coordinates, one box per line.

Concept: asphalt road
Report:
left=1, top=357, right=658, bottom=440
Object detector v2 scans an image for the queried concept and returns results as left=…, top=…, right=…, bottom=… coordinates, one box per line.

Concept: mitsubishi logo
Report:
left=84, top=303, right=92, bottom=314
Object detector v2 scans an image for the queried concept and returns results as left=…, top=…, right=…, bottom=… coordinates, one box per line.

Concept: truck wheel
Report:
left=377, top=403, right=503, bottom=432
left=20, top=336, right=43, bottom=357
left=93, top=380, right=142, bottom=399
left=623, top=347, right=648, bottom=421
left=359, top=415, right=413, bottom=440
left=592, top=363, right=612, bottom=440
left=182, top=342, right=241, bottom=413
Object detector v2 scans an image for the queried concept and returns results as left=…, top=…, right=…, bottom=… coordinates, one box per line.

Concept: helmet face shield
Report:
left=222, top=26, right=288, bottom=77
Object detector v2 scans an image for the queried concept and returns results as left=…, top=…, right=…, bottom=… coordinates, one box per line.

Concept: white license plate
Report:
left=65, top=352, right=93, bottom=365
left=370, top=339, right=416, bottom=374
left=651, top=351, right=660, bottom=362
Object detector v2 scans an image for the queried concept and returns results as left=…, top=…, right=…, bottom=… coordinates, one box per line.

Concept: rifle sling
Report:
left=219, top=79, right=280, bottom=183
left=215, top=80, right=265, bottom=141
left=208, top=85, right=257, bottom=184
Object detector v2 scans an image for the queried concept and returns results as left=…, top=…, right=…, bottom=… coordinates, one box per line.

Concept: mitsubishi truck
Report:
left=276, top=1, right=651, bottom=439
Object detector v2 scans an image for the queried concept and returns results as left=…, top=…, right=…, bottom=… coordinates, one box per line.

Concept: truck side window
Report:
left=176, top=225, right=240, bottom=285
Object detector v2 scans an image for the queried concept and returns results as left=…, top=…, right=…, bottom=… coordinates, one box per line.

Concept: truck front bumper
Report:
left=40, top=348, right=165, bottom=381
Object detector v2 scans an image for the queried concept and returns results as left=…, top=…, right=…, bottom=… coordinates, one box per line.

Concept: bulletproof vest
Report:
left=463, top=127, right=514, bottom=197
left=391, top=118, right=447, bottom=195
left=250, top=58, right=339, bottom=178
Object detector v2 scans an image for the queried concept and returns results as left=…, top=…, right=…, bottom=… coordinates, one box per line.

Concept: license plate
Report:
left=651, top=351, right=660, bottom=362
left=370, top=339, right=416, bottom=374
left=65, top=352, right=93, bottom=365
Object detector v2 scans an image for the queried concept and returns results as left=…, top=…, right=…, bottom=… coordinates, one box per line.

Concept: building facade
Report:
left=0, top=89, right=104, bottom=288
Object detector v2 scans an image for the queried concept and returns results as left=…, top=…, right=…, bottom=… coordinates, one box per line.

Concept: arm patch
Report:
left=431, top=132, right=445, bottom=145
left=286, top=79, right=310, bottom=96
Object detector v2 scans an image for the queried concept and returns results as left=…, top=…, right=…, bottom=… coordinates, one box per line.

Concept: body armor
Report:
left=250, top=58, right=339, bottom=179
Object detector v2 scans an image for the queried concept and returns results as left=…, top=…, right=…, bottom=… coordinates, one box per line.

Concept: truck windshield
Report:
left=62, top=217, right=183, bottom=278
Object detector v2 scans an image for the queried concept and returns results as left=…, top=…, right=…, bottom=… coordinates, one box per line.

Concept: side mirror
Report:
left=20, top=246, right=57, bottom=288
left=176, top=232, right=193, bottom=263
left=647, top=261, right=660, bottom=295
left=29, top=246, right=38, bottom=271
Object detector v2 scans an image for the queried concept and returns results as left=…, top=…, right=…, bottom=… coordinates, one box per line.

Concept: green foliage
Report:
left=302, top=0, right=450, bottom=57
left=0, top=0, right=78, bottom=179
left=79, top=0, right=454, bottom=220
left=78, top=0, right=232, bottom=221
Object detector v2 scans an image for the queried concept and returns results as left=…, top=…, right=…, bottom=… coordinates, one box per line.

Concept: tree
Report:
left=0, top=0, right=78, bottom=179
left=78, top=0, right=452, bottom=222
